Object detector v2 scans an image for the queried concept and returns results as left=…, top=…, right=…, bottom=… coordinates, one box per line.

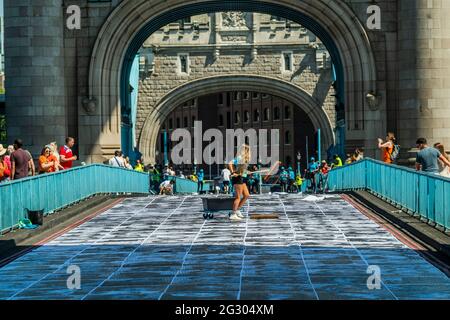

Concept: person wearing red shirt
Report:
left=59, top=137, right=77, bottom=170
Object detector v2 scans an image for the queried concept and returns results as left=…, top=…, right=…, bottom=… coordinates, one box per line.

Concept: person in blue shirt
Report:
left=287, top=166, right=296, bottom=193
left=279, top=166, right=289, bottom=192
left=307, top=157, right=319, bottom=193
left=197, top=169, right=204, bottom=193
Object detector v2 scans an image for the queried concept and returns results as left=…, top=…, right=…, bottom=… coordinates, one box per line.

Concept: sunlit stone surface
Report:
left=1, top=194, right=449, bottom=300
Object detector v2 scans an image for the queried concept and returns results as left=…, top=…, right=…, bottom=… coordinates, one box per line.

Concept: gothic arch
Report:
left=138, top=75, right=335, bottom=162
left=86, top=0, right=377, bottom=162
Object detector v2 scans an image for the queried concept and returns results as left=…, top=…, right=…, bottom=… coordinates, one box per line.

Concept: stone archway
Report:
left=139, top=75, right=335, bottom=163
left=85, top=0, right=378, bottom=163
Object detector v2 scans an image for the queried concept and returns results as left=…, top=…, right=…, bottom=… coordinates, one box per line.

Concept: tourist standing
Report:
left=0, top=146, right=11, bottom=183
left=433, top=143, right=450, bottom=177
left=60, top=137, right=77, bottom=170
left=279, top=166, right=289, bottom=193
left=378, top=132, right=396, bottom=164
left=134, top=159, right=145, bottom=172
left=287, top=166, right=296, bottom=193
left=229, top=144, right=251, bottom=221
left=221, top=167, right=231, bottom=194
left=10, top=139, right=32, bottom=181
left=38, top=146, right=63, bottom=174
left=416, top=138, right=450, bottom=173
left=306, top=157, right=319, bottom=193
left=109, top=151, right=125, bottom=167
left=197, top=169, right=204, bottom=193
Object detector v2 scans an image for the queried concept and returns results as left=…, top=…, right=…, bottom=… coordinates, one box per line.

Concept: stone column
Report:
left=398, top=0, right=450, bottom=156
left=4, top=0, right=66, bottom=157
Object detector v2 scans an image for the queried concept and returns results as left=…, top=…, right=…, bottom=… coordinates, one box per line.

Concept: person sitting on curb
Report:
left=159, top=179, right=175, bottom=195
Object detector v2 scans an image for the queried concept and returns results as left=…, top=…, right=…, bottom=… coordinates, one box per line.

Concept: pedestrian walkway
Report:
left=1, top=194, right=450, bottom=300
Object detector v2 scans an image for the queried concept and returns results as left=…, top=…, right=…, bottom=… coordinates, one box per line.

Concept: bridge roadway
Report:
left=1, top=194, right=450, bottom=300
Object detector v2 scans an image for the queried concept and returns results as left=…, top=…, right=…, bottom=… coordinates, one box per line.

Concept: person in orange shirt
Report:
left=378, top=132, right=396, bottom=164
left=39, top=146, right=64, bottom=174
left=0, top=145, right=11, bottom=183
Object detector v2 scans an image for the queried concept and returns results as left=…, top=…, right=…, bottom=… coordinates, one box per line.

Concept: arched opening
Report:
left=155, top=89, right=316, bottom=176
left=86, top=0, right=377, bottom=164
left=139, top=75, right=334, bottom=164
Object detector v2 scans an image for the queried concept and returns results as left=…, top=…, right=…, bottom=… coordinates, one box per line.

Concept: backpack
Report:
left=390, top=144, right=400, bottom=162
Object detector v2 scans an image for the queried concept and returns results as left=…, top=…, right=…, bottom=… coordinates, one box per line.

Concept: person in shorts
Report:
left=228, top=144, right=251, bottom=221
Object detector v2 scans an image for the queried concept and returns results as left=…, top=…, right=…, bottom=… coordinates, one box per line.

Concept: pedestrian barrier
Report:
left=327, top=158, right=450, bottom=231
left=0, top=164, right=149, bottom=234
left=166, top=176, right=213, bottom=194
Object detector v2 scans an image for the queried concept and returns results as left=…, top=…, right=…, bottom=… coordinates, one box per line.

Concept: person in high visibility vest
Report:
left=134, top=159, right=145, bottom=172
left=331, top=154, right=343, bottom=168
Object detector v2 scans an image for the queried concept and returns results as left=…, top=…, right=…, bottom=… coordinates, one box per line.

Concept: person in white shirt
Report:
left=159, top=179, right=175, bottom=195
left=109, top=151, right=125, bottom=168
left=221, top=167, right=232, bottom=194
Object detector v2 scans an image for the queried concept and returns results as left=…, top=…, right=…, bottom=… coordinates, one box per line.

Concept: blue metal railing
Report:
left=327, top=158, right=450, bottom=230
left=166, top=176, right=214, bottom=194
left=0, top=164, right=150, bottom=233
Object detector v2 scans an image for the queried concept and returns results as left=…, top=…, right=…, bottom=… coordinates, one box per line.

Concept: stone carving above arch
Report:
left=221, top=12, right=249, bottom=29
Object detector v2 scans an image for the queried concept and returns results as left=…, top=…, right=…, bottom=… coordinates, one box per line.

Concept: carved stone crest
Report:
left=82, top=97, right=97, bottom=114
left=221, top=12, right=248, bottom=29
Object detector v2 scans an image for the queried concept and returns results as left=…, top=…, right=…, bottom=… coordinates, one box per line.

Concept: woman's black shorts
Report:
left=232, top=175, right=244, bottom=185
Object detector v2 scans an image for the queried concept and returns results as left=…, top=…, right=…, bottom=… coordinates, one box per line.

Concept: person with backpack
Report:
left=378, top=132, right=399, bottom=164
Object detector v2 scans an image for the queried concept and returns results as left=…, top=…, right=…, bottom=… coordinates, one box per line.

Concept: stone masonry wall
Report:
left=136, top=48, right=336, bottom=142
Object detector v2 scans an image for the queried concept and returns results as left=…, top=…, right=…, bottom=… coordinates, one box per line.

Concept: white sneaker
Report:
left=236, top=210, right=244, bottom=218
left=229, top=212, right=243, bottom=221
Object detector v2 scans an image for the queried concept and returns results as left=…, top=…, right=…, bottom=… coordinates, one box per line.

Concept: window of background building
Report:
left=244, top=92, right=250, bottom=100
left=176, top=117, right=181, bottom=128
left=226, top=92, right=232, bottom=107
left=179, top=54, right=189, bottom=74
left=244, top=111, right=250, bottom=123
left=192, top=116, right=196, bottom=127
left=285, top=105, right=291, bottom=119
left=285, top=130, right=291, bottom=145
left=234, top=111, right=240, bottom=124
left=262, top=93, right=269, bottom=99
left=264, top=108, right=270, bottom=121
left=234, top=92, right=240, bottom=101
left=253, top=109, right=260, bottom=122
left=169, top=118, right=173, bottom=129
left=218, top=114, right=224, bottom=126
left=252, top=92, right=259, bottom=100
left=282, top=52, right=293, bottom=72
left=227, top=112, right=231, bottom=129
left=218, top=93, right=224, bottom=105
left=274, top=107, right=280, bottom=120
left=184, top=117, right=188, bottom=127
